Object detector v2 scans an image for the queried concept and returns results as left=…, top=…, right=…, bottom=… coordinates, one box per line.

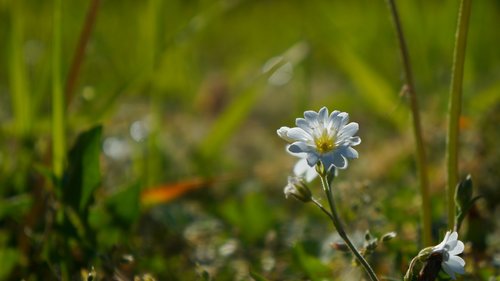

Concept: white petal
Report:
left=445, top=257, right=465, bottom=276
left=446, top=239, right=458, bottom=251
left=449, top=241, right=464, bottom=255
left=293, top=158, right=310, bottom=176
left=338, top=122, right=359, bottom=139
left=296, top=118, right=313, bottom=134
left=327, top=152, right=347, bottom=169
left=327, top=110, right=340, bottom=128
left=341, top=146, right=359, bottom=159
left=306, top=153, right=319, bottom=166
left=331, top=113, right=344, bottom=132
left=286, top=146, right=307, bottom=158
left=318, top=107, right=329, bottom=124
left=305, top=167, right=318, bottom=182
left=441, top=262, right=456, bottom=280
left=339, top=112, right=349, bottom=127
left=288, top=142, right=314, bottom=154
left=448, top=231, right=458, bottom=242
left=277, top=126, right=293, bottom=142
left=449, top=255, right=465, bottom=267
left=434, top=231, right=451, bottom=251
left=287, top=128, right=312, bottom=142
left=349, top=136, right=361, bottom=146
left=304, top=110, right=319, bottom=122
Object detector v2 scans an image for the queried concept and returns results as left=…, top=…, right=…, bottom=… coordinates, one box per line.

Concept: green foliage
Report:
left=106, top=182, right=141, bottom=228
left=292, top=243, right=331, bottom=280
left=0, top=0, right=499, bottom=280
left=219, top=192, right=275, bottom=243
left=62, top=125, right=102, bottom=214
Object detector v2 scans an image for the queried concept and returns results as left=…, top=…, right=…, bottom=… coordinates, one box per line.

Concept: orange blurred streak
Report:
left=459, top=115, right=471, bottom=130
left=141, top=178, right=214, bottom=206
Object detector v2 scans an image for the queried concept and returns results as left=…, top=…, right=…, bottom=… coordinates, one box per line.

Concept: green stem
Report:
left=9, top=1, right=32, bottom=137
left=385, top=0, right=432, bottom=247
left=446, top=0, right=472, bottom=230
left=319, top=175, right=380, bottom=281
left=52, top=0, right=65, bottom=178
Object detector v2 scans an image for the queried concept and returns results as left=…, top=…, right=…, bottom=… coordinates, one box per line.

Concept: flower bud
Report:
left=284, top=176, right=312, bottom=203
left=381, top=232, right=397, bottom=242
left=417, top=246, right=434, bottom=262
left=455, top=174, right=473, bottom=212
left=331, top=242, right=350, bottom=252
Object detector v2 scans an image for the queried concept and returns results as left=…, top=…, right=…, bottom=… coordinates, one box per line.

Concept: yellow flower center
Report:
left=314, top=132, right=336, bottom=154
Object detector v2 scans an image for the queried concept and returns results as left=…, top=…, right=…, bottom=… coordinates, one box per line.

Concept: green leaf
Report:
left=106, top=182, right=141, bottom=227
left=0, top=194, right=32, bottom=220
left=62, top=125, right=102, bottom=214
left=292, top=243, right=331, bottom=280
left=0, top=248, right=20, bottom=280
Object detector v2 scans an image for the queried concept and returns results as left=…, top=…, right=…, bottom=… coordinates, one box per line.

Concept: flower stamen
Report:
left=315, top=132, right=336, bottom=154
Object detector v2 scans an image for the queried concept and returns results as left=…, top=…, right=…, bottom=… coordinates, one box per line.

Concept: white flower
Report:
left=432, top=231, right=465, bottom=280
left=277, top=107, right=361, bottom=171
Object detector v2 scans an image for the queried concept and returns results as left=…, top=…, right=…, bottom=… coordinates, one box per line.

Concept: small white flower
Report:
left=432, top=231, right=465, bottom=280
left=277, top=107, right=361, bottom=171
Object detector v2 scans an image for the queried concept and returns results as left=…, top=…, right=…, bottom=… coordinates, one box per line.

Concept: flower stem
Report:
left=446, top=0, right=472, bottom=230
left=319, top=175, right=380, bottom=281
left=385, top=0, right=432, bottom=247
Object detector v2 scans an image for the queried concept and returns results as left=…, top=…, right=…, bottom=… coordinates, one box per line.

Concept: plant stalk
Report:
left=52, top=0, right=65, bottom=178
left=65, top=0, right=100, bottom=107
left=446, top=0, right=472, bottom=230
left=319, top=175, right=380, bottom=281
left=386, top=0, right=432, bottom=246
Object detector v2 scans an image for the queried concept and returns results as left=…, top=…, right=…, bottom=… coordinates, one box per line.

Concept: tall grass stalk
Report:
left=385, top=0, right=432, bottom=246
left=446, top=0, right=472, bottom=230
left=52, top=0, right=65, bottom=178
left=9, top=1, right=32, bottom=137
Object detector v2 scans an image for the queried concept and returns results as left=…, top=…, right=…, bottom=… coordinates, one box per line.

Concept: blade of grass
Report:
left=8, top=1, right=31, bottom=137
left=65, top=0, right=101, bottom=107
left=52, top=0, right=65, bottom=179
left=386, top=0, right=432, bottom=246
left=446, top=0, right=472, bottom=230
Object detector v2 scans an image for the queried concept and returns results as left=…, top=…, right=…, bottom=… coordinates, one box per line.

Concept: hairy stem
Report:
left=446, top=0, right=472, bottom=230
left=386, top=0, right=432, bottom=246
left=319, top=175, right=380, bottom=281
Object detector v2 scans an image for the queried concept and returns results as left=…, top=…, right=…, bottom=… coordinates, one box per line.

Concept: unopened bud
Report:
left=366, top=239, right=378, bottom=251
left=455, top=174, right=473, bottom=212
left=381, top=232, right=397, bottom=242
left=364, top=230, right=372, bottom=241
left=417, top=246, right=434, bottom=262
left=284, top=176, right=311, bottom=203
left=331, top=242, right=350, bottom=252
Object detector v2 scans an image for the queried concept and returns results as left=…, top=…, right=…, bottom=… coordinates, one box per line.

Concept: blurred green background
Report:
left=1, top=0, right=499, bottom=280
